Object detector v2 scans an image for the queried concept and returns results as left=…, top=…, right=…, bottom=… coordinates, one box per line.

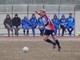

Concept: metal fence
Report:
left=0, top=0, right=80, bottom=4
left=0, top=4, right=75, bottom=18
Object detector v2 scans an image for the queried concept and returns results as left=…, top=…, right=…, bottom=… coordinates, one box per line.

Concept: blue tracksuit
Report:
left=22, top=17, right=30, bottom=29
left=37, top=17, right=44, bottom=36
left=22, top=16, right=30, bottom=35
left=67, top=16, right=75, bottom=36
left=30, top=17, right=37, bottom=36
left=52, top=14, right=60, bottom=35
left=60, top=14, right=67, bottom=36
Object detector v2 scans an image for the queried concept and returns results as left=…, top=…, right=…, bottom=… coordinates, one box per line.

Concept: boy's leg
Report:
left=7, top=29, right=10, bottom=37
left=67, top=28, right=70, bottom=33
left=70, top=28, right=74, bottom=34
left=42, top=29, right=44, bottom=36
left=23, top=29, right=25, bottom=35
left=44, top=35, right=56, bottom=49
left=32, top=28, right=35, bottom=36
left=40, top=28, right=44, bottom=36
left=27, top=29, right=29, bottom=36
left=14, top=26, right=19, bottom=36
left=67, top=28, right=71, bottom=36
left=40, top=30, right=44, bottom=36
left=52, top=36, right=61, bottom=51
left=39, top=29, right=42, bottom=36
left=62, top=28, right=65, bottom=36
left=54, top=28, right=57, bottom=35
left=61, top=25, right=65, bottom=36
left=11, top=29, right=13, bottom=36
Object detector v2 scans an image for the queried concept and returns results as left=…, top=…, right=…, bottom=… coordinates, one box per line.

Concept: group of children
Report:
left=22, top=13, right=75, bottom=36
left=52, top=13, right=75, bottom=36
left=4, top=13, right=75, bottom=36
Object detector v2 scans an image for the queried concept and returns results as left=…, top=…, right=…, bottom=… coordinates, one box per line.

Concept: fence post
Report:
left=74, top=5, right=76, bottom=36
left=27, top=4, right=29, bottom=19
left=58, top=5, right=61, bottom=36
left=11, top=5, right=13, bottom=18
left=43, top=4, right=45, bottom=9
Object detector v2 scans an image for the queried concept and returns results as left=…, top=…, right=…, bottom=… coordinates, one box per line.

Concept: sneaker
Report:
left=58, top=47, right=61, bottom=52
left=53, top=43, right=56, bottom=49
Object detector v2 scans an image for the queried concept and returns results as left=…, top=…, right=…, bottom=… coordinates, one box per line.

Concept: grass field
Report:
left=0, top=36, right=80, bottom=60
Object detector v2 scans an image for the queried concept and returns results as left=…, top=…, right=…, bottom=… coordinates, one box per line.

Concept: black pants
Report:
left=14, top=26, right=19, bottom=36
left=23, top=29, right=29, bottom=35
left=60, top=25, right=66, bottom=36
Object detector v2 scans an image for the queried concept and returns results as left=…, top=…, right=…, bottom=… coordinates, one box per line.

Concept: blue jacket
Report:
left=22, top=17, right=30, bottom=29
left=52, top=15, right=60, bottom=29
left=60, top=15, right=67, bottom=27
left=37, top=17, right=44, bottom=26
left=67, top=16, right=75, bottom=27
left=30, top=17, right=37, bottom=28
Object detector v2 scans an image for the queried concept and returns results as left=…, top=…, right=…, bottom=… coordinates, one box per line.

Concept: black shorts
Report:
left=44, top=29, right=55, bottom=36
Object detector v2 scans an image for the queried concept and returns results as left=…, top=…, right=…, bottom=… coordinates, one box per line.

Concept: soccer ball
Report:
left=23, top=47, right=29, bottom=52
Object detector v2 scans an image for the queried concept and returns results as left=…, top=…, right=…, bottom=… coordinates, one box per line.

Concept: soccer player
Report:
left=66, top=13, right=75, bottom=36
left=35, top=9, right=61, bottom=51
left=52, top=14, right=60, bottom=35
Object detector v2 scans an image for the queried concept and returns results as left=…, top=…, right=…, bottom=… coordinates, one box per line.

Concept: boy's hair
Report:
left=69, top=13, right=72, bottom=15
left=15, top=14, right=18, bottom=16
left=40, top=9, right=45, bottom=12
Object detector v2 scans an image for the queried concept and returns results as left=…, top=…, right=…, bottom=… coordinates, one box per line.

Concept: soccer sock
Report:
left=55, top=40, right=61, bottom=48
left=45, top=39, right=56, bottom=45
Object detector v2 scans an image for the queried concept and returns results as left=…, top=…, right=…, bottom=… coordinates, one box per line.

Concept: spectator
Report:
left=4, top=14, right=13, bottom=37
left=12, top=14, right=21, bottom=36
left=37, top=17, right=44, bottom=36
left=30, top=14, right=37, bottom=36
left=66, top=13, right=75, bottom=36
left=60, top=14, right=67, bottom=36
left=52, top=14, right=60, bottom=35
left=22, top=16, right=30, bottom=35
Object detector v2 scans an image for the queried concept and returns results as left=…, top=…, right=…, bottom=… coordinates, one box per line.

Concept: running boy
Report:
left=35, top=9, right=61, bottom=51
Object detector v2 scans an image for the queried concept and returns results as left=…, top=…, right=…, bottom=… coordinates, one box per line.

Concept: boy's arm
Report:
left=35, top=11, right=41, bottom=16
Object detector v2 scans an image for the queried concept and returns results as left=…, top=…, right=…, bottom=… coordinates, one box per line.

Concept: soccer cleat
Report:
left=53, top=43, right=56, bottom=49
left=58, top=47, right=61, bottom=52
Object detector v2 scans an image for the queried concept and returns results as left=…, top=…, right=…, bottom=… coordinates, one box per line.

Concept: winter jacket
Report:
left=12, top=17, right=21, bottom=27
left=22, top=17, right=30, bottom=29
